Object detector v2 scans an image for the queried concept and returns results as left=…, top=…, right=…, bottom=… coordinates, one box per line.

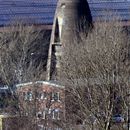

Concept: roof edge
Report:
left=16, top=80, right=64, bottom=89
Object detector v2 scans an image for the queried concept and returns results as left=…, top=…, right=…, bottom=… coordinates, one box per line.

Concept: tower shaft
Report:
left=46, top=0, right=92, bottom=80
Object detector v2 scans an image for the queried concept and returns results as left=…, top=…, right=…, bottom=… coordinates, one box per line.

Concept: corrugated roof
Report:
left=0, top=0, right=58, bottom=26
left=88, top=0, right=130, bottom=22
left=1, top=0, right=130, bottom=27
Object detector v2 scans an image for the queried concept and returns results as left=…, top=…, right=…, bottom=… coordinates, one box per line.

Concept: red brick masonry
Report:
left=16, top=81, right=65, bottom=125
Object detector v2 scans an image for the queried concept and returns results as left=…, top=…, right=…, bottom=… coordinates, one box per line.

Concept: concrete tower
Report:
left=46, top=0, right=92, bottom=80
left=56, top=0, right=92, bottom=44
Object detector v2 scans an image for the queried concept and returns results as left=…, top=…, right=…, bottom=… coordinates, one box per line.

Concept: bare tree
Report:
left=0, top=22, right=50, bottom=86
left=60, top=17, right=130, bottom=130
left=0, top=21, right=52, bottom=122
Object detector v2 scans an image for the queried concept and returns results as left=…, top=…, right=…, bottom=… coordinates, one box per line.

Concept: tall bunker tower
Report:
left=47, top=0, right=92, bottom=80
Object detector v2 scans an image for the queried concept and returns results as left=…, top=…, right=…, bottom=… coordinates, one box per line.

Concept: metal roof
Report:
left=0, top=0, right=58, bottom=26
left=88, top=0, right=130, bottom=22
left=0, top=0, right=130, bottom=27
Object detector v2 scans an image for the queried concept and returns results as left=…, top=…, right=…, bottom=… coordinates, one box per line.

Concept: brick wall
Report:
left=16, top=81, right=65, bottom=129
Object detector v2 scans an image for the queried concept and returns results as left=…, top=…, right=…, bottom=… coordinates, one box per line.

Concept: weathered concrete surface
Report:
left=47, top=0, right=92, bottom=80
left=56, top=0, right=92, bottom=45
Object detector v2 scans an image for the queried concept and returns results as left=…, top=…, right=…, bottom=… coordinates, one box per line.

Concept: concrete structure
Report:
left=46, top=0, right=130, bottom=80
left=46, top=0, right=92, bottom=80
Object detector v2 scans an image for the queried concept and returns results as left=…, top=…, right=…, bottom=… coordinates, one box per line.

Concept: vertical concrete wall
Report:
left=56, top=0, right=92, bottom=45
left=47, top=0, right=92, bottom=80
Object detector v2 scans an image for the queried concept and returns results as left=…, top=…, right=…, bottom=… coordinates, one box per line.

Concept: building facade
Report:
left=16, top=81, right=65, bottom=129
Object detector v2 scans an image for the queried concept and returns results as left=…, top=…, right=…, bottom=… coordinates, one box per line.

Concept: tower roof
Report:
left=0, top=0, right=58, bottom=27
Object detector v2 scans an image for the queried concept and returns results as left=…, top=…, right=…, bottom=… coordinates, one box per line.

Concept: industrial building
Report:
left=0, top=0, right=130, bottom=129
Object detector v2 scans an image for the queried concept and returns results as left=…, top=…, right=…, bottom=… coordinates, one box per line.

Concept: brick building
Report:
left=0, top=1, right=130, bottom=81
left=16, top=81, right=65, bottom=129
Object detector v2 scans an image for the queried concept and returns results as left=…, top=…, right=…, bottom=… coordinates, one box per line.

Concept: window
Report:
left=51, top=92, right=60, bottom=102
left=37, top=92, right=47, bottom=100
left=42, top=108, right=48, bottom=119
left=38, top=93, right=44, bottom=100
left=43, top=92, right=47, bottom=99
left=42, top=110, right=46, bottom=119
left=23, top=91, right=33, bottom=101
left=37, top=111, right=42, bottom=119
left=52, top=109, right=60, bottom=120
left=42, top=108, right=61, bottom=120
left=23, top=92, right=27, bottom=100
left=40, top=93, right=44, bottom=100
left=27, top=91, right=33, bottom=101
